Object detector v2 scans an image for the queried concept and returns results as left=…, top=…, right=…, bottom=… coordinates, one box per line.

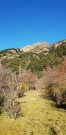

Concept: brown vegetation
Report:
left=42, top=59, right=66, bottom=108
left=0, top=64, right=22, bottom=119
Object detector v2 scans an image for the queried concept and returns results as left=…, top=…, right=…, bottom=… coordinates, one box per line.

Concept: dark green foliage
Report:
left=27, top=53, right=47, bottom=75
left=46, top=53, right=61, bottom=68
left=50, top=43, right=66, bottom=58
left=27, top=51, right=60, bottom=77
left=1, top=58, right=26, bottom=74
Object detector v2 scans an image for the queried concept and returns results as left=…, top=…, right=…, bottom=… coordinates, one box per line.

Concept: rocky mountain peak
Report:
left=20, top=41, right=49, bottom=53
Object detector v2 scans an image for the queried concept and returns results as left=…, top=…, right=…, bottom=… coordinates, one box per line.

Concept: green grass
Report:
left=0, top=90, right=66, bottom=135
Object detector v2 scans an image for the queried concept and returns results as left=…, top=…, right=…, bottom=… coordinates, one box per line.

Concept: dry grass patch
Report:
left=0, top=90, right=66, bottom=135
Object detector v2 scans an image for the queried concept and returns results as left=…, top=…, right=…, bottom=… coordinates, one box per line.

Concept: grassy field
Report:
left=0, top=90, right=66, bottom=135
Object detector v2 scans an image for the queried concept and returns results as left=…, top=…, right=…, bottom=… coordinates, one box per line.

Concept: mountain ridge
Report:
left=0, top=39, right=66, bottom=53
left=20, top=41, right=49, bottom=53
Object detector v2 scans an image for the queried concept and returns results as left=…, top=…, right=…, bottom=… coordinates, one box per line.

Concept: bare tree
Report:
left=0, top=65, right=21, bottom=118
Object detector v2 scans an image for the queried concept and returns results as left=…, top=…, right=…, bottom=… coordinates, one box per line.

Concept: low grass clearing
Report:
left=0, top=90, right=66, bottom=135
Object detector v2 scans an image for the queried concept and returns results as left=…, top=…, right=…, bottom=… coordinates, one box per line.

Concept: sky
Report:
left=0, top=0, right=66, bottom=50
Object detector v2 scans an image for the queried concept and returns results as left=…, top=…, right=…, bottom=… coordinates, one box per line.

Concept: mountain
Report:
left=20, top=41, right=49, bottom=54
left=0, top=40, right=66, bottom=58
left=0, top=39, right=66, bottom=77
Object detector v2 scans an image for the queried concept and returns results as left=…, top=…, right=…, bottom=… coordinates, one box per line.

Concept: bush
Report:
left=0, top=95, right=4, bottom=114
left=44, top=83, right=58, bottom=101
left=55, top=87, right=66, bottom=108
left=18, top=88, right=24, bottom=98
left=44, top=83, right=66, bottom=108
left=17, top=84, right=26, bottom=98
left=14, top=101, right=22, bottom=119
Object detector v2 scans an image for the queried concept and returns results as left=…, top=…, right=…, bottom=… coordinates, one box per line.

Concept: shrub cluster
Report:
left=44, top=82, right=66, bottom=108
left=42, top=65, right=66, bottom=109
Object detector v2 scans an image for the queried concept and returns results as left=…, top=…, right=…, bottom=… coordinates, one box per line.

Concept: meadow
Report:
left=0, top=90, right=66, bottom=135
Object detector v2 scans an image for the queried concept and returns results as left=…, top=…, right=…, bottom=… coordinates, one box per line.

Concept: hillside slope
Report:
left=0, top=39, right=66, bottom=77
